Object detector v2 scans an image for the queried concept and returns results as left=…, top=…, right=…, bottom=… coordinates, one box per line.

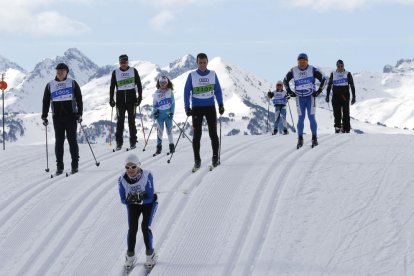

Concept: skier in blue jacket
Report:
left=152, top=76, right=175, bottom=155
left=267, top=80, right=289, bottom=135
left=118, top=154, right=158, bottom=269
left=284, top=53, right=326, bottom=148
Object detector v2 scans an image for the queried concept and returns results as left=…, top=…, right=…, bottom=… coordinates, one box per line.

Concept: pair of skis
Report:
left=192, top=163, right=220, bottom=173
left=297, top=140, right=318, bottom=149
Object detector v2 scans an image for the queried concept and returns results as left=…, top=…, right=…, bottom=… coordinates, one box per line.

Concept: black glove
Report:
left=126, top=193, right=141, bottom=204
left=218, top=104, right=225, bottom=115
left=284, top=94, right=291, bottom=100
left=325, top=96, right=329, bottom=102
left=267, top=91, right=274, bottom=99
left=42, top=117, right=48, bottom=126
left=153, top=110, right=159, bottom=119
left=185, top=108, right=192, bottom=117
left=138, top=191, right=148, bottom=201
left=109, top=98, right=115, bottom=107
left=135, top=96, right=142, bottom=107
left=76, top=114, right=82, bottom=123
left=351, top=98, right=356, bottom=105
left=312, top=88, right=323, bottom=97
left=167, top=112, right=173, bottom=119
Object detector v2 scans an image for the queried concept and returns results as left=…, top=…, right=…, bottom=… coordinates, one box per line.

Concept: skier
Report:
left=325, top=59, right=356, bottom=133
left=41, top=63, right=83, bottom=175
left=152, top=76, right=175, bottom=155
left=184, top=53, right=224, bottom=171
left=267, top=80, right=289, bottom=135
left=283, top=53, right=326, bottom=148
left=109, top=54, right=143, bottom=151
left=118, top=154, right=158, bottom=270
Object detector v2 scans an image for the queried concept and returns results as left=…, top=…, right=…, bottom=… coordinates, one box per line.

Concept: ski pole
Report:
left=167, top=116, right=190, bottom=164
left=45, top=125, right=50, bottom=172
left=287, top=100, right=296, bottom=133
left=219, top=115, right=222, bottom=165
left=172, top=119, right=192, bottom=144
left=142, top=121, right=156, bottom=151
left=79, top=122, right=100, bottom=166
left=266, top=97, right=270, bottom=133
left=109, top=107, right=113, bottom=146
left=138, top=106, right=146, bottom=143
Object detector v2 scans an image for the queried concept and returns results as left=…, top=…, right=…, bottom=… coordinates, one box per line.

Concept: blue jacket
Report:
left=118, top=170, right=155, bottom=205
left=184, top=69, right=223, bottom=109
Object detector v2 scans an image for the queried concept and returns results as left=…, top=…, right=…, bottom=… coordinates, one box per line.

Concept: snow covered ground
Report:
left=1, top=118, right=414, bottom=276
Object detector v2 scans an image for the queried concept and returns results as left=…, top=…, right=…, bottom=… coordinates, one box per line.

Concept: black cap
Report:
left=55, top=63, right=69, bottom=72
left=336, top=59, right=344, bottom=66
left=119, top=54, right=128, bottom=62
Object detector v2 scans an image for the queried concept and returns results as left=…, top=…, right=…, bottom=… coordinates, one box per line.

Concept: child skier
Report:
left=152, top=76, right=175, bottom=155
left=118, top=154, right=158, bottom=270
left=267, top=80, right=289, bottom=135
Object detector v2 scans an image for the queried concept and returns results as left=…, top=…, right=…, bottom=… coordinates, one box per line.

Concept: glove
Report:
left=42, top=117, right=48, bottom=126
left=218, top=104, right=225, bottom=115
left=185, top=108, right=192, bottom=117
left=267, top=91, right=274, bottom=99
left=167, top=112, right=173, bottom=119
left=126, top=193, right=142, bottom=204
left=138, top=191, right=148, bottom=201
left=76, top=114, right=82, bottom=123
left=109, top=98, right=115, bottom=107
left=312, top=88, right=323, bottom=97
left=153, top=110, right=159, bottom=119
left=284, top=94, right=291, bottom=100
left=325, top=96, right=329, bottom=103
left=135, top=96, right=142, bottom=107
left=351, top=97, right=356, bottom=105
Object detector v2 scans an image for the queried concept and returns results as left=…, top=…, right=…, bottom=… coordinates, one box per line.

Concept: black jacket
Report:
left=109, top=67, right=143, bottom=106
left=326, top=71, right=356, bottom=101
left=42, top=77, right=83, bottom=118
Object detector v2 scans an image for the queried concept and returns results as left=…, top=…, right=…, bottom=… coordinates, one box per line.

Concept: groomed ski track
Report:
left=0, top=134, right=414, bottom=275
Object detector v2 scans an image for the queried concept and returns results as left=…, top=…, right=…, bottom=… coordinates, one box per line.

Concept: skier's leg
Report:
left=66, top=117, right=79, bottom=170
left=205, top=106, right=219, bottom=157
left=53, top=116, right=65, bottom=170
left=332, top=99, right=342, bottom=130
left=296, top=97, right=306, bottom=137
left=141, top=200, right=158, bottom=251
left=308, top=96, right=317, bottom=137
left=165, top=116, right=174, bottom=144
left=192, top=107, right=203, bottom=162
left=342, top=100, right=351, bottom=132
left=127, top=105, right=137, bottom=146
left=127, top=204, right=141, bottom=253
left=280, top=106, right=287, bottom=132
left=116, top=105, right=126, bottom=147
left=274, top=106, right=281, bottom=134
left=156, top=116, right=165, bottom=146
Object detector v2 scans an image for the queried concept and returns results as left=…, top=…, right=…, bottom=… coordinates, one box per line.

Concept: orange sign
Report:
left=0, top=81, right=7, bottom=90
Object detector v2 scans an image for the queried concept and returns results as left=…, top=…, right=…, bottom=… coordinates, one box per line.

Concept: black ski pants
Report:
left=191, top=106, right=219, bottom=161
left=52, top=115, right=79, bottom=169
left=126, top=201, right=158, bottom=253
left=116, top=103, right=137, bottom=146
left=332, top=98, right=350, bottom=132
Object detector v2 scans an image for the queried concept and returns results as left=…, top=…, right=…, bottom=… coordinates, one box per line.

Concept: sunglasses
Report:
left=337, top=65, right=344, bottom=68
left=276, top=84, right=283, bottom=86
left=125, top=165, right=138, bottom=170
left=120, top=61, right=128, bottom=64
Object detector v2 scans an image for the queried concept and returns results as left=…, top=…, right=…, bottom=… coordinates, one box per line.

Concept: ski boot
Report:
left=56, top=163, right=64, bottom=175
left=335, top=127, right=341, bottom=134
left=192, top=159, right=201, bottom=172
left=212, top=155, right=219, bottom=168
left=124, top=252, right=136, bottom=269
left=155, top=145, right=162, bottom=155
left=115, top=143, right=122, bottom=151
left=169, top=143, right=175, bottom=154
left=129, top=142, right=137, bottom=150
left=145, top=249, right=158, bottom=269
left=71, top=162, right=78, bottom=174
left=311, top=135, right=318, bottom=148
left=283, top=129, right=289, bottom=135
left=272, top=129, right=278, bottom=135
left=297, top=136, right=304, bottom=149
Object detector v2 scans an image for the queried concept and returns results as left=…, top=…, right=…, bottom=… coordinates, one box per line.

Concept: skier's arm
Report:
left=314, top=68, right=327, bottom=90
left=109, top=71, right=116, bottom=101
left=143, top=173, right=154, bottom=204
left=42, top=84, right=51, bottom=118
left=348, top=72, right=356, bottom=99
left=214, top=74, right=224, bottom=105
left=184, top=74, right=193, bottom=109
left=326, top=73, right=333, bottom=98
left=134, top=68, right=143, bottom=98
left=118, top=177, right=127, bottom=205
left=73, top=80, right=83, bottom=116
left=283, top=70, right=295, bottom=95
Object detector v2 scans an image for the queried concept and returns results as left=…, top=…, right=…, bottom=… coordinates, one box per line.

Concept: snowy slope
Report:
left=1, top=130, right=414, bottom=276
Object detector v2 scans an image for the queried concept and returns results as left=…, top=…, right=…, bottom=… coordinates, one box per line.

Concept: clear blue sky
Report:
left=1, top=0, right=414, bottom=83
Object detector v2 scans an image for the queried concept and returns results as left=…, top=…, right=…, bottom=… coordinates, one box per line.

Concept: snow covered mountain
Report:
left=1, top=49, right=414, bottom=145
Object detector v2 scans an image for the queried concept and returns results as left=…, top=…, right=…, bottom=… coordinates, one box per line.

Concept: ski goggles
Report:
left=125, top=165, right=138, bottom=170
